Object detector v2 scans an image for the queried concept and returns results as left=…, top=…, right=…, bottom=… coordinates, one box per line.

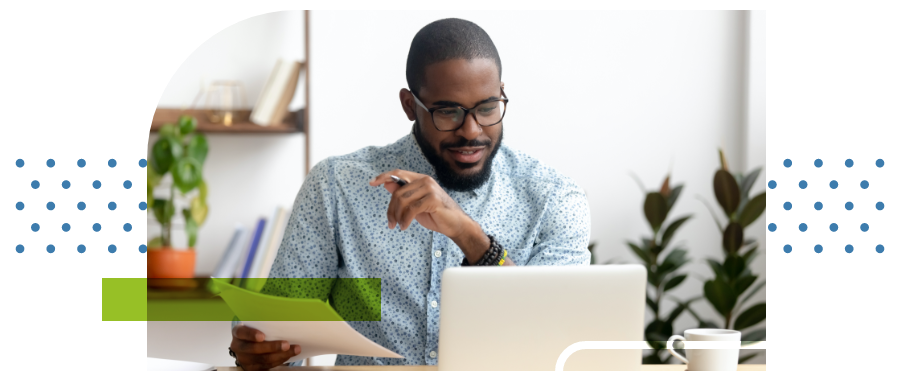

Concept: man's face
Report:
left=401, top=58, right=504, bottom=191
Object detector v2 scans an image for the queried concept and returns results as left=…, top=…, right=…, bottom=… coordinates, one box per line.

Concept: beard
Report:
left=412, top=119, right=503, bottom=192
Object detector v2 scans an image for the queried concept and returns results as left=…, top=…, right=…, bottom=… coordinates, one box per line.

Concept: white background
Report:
left=764, top=11, right=900, bottom=186
left=149, top=9, right=767, bottom=367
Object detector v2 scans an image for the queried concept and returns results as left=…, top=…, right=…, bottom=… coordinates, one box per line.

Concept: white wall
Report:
left=764, top=11, right=900, bottom=185
left=309, top=10, right=765, bottom=363
left=151, top=11, right=306, bottom=274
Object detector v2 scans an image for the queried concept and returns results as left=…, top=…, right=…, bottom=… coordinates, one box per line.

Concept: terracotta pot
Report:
left=147, top=247, right=196, bottom=278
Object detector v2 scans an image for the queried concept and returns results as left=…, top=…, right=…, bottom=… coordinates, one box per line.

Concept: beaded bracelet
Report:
left=461, top=234, right=505, bottom=266
left=497, top=250, right=508, bottom=266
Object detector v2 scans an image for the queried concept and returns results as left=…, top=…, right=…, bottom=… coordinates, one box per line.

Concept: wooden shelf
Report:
left=150, top=108, right=304, bottom=134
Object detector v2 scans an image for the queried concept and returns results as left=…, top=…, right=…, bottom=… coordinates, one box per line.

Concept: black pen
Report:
left=390, top=175, right=408, bottom=186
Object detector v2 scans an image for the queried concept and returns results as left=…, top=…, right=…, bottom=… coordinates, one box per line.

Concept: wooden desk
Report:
left=216, top=364, right=766, bottom=380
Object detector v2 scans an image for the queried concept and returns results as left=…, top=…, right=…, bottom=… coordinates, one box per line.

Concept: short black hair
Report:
left=406, top=18, right=502, bottom=96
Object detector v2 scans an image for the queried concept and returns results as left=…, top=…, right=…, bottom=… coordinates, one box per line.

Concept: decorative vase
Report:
left=147, top=247, right=197, bottom=288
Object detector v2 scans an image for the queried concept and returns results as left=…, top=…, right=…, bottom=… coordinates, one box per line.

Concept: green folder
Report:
left=211, top=277, right=343, bottom=321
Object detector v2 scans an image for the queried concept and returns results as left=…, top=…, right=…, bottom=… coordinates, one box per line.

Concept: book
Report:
left=250, top=59, right=295, bottom=126
left=267, top=61, right=304, bottom=126
left=237, top=217, right=266, bottom=287
left=211, top=225, right=246, bottom=279
left=248, top=206, right=288, bottom=292
left=247, top=206, right=282, bottom=280
left=250, top=59, right=282, bottom=125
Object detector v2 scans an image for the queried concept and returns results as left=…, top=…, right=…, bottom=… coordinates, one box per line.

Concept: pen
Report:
left=390, top=175, right=408, bottom=186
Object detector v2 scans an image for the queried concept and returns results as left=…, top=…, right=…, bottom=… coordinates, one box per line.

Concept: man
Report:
left=229, top=18, right=591, bottom=370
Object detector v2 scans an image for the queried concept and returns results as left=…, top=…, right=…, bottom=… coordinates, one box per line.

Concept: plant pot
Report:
left=147, top=246, right=196, bottom=279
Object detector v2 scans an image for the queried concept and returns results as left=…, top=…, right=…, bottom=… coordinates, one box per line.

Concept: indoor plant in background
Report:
left=625, top=173, right=695, bottom=364
left=146, top=115, right=209, bottom=281
left=688, top=149, right=766, bottom=363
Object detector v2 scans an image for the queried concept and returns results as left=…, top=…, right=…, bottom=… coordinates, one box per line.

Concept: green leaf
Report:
left=738, top=353, right=759, bottom=364
left=186, top=134, right=209, bottom=165
left=159, top=123, right=180, bottom=140
left=198, top=179, right=208, bottom=202
left=658, top=250, right=688, bottom=278
left=147, top=161, right=161, bottom=188
left=152, top=198, right=174, bottom=225
left=646, top=294, right=658, bottom=314
left=704, top=277, right=737, bottom=318
left=666, top=184, right=684, bottom=212
left=740, top=279, right=766, bottom=306
left=734, top=275, right=757, bottom=297
left=190, top=197, right=208, bottom=225
left=647, top=268, right=660, bottom=288
left=740, top=168, right=762, bottom=199
left=178, top=115, right=198, bottom=136
left=172, top=156, right=203, bottom=194
left=707, top=259, right=727, bottom=279
left=696, top=195, right=724, bottom=232
left=643, top=192, right=668, bottom=233
left=148, top=236, right=163, bottom=249
left=151, top=136, right=182, bottom=175
left=723, top=254, right=746, bottom=281
left=663, top=274, right=687, bottom=292
left=146, top=184, right=154, bottom=210
left=713, top=169, right=741, bottom=216
left=183, top=209, right=199, bottom=248
left=723, top=222, right=744, bottom=255
left=743, top=246, right=760, bottom=266
left=734, top=303, right=766, bottom=330
left=645, top=319, right=672, bottom=347
left=661, top=215, right=691, bottom=250
left=627, top=241, right=651, bottom=265
left=662, top=248, right=688, bottom=267
left=741, top=328, right=766, bottom=344
left=738, top=193, right=766, bottom=227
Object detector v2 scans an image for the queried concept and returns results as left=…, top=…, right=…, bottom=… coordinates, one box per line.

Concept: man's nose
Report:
left=455, top=113, right=482, bottom=141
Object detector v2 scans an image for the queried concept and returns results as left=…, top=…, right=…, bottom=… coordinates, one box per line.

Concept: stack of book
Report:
left=249, top=59, right=305, bottom=127
left=211, top=206, right=289, bottom=292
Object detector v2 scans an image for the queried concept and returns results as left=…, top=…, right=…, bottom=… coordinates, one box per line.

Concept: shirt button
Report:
left=429, top=351, right=437, bottom=359
left=434, top=250, right=442, bottom=258
left=430, top=300, right=438, bottom=308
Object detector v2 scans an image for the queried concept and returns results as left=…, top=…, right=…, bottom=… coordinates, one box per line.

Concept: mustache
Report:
left=440, top=138, right=492, bottom=150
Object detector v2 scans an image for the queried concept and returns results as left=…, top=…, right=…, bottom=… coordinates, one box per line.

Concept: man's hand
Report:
left=370, top=170, right=492, bottom=263
left=369, top=170, right=473, bottom=238
left=230, top=325, right=301, bottom=371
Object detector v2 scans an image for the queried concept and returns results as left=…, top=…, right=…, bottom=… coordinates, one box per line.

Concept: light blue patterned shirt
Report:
left=264, top=132, right=590, bottom=366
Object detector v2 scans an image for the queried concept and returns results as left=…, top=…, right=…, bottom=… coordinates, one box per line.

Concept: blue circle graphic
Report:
left=799, top=180, right=807, bottom=189
left=830, top=223, right=839, bottom=232
left=845, top=159, right=854, bottom=167
left=47, top=245, right=55, bottom=253
left=845, top=245, right=854, bottom=253
left=108, top=245, right=117, bottom=253
left=861, top=223, right=869, bottom=232
left=31, top=180, right=40, bottom=189
left=876, top=159, right=884, bottom=168
left=46, top=202, right=55, bottom=210
left=62, top=223, right=70, bottom=232
left=16, top=159, right=24, bottom=168
left=814, top=244, right=823, bottom=253
left=92, top=223, right=101, bottom=232
left=16, top=202, right=24, bottom=210
left=768, top=180, right=777, bottom=189
left=139, top=244, right=148, bottom=253
left=139, top=159, right=147, bottom=168
left=139, top=202, right=147, bottom=210
left=108, top=202, right=117, bottom=210
left=799, top=223, right=808, bottom=232
left=830, top=180, right=838, bottom=189
left=16, top=245, right=24, bottom=253
left=845, top=202, right=854, bottom=210
left=784, top=159, right=792, bottom=167
left=108, top=159, right=117, bottom=168
left=861, top=180, right=869, bottom=189
left=77, top=202, right=86, bottom=210
left=767, top=223, right=776, bottom=232
left=47, top=159, right=55, bottom=168
left=815, top=202, right=823, bottom=210
left=31, top=223, right=39, bottom=232
left=92, top=180, right=101, bottom=189
left=876, top=202, right=884, bottom=210
left=784, top=202, right=792, bottom=210
left=814, top=159, right=823, bottom=167
left=77, top=245, right=86, bottom=253
left=876, top=245, right=885, bottom=253
left=77, top=159, right=86, bottom=167
left=124, top=223, right=132, bottom=232
left=62, top=180, right=70, bottom=189
left=784, top=245, right=792, bottom=253
left=123, top=180, right=132, bottom=189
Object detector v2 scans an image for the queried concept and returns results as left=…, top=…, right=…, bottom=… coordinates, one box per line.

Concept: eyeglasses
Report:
left=411, top=88, right=509, bottom=132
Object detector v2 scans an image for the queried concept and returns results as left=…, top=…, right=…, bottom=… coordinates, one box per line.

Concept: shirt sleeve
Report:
left=258, top=158, right=340, bottom=300
left=525, top=183, right=592, bottom=266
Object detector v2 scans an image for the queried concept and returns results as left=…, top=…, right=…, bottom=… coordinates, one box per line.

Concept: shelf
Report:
left=150, top=108, right=304, bottom=134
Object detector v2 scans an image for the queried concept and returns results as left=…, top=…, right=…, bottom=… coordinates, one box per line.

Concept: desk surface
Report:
left=216, top=364, right=766, bottom=380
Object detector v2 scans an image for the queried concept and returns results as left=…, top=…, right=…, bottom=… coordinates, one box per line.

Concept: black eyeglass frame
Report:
left=410, top=88, right=509, bottom=132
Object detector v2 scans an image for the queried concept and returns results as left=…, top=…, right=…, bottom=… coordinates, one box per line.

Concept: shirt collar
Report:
left=399, top=127, right=493, bottom=199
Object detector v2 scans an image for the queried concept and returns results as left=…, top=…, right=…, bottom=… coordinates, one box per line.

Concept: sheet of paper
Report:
left=211, top=277, right=402, bottom=361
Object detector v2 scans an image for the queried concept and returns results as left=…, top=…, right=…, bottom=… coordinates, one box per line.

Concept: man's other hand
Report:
left=230, top=325, right=301, bottom=371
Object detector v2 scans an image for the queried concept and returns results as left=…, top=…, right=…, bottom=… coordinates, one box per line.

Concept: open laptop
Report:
left=437, top=264, right=646, bottom=371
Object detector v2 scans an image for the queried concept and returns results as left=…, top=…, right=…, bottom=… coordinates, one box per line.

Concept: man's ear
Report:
left=399, top=89, right=416, bottom=121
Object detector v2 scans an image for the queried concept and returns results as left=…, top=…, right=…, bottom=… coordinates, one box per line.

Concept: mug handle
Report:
left=666, top=335, right=688, bottom=364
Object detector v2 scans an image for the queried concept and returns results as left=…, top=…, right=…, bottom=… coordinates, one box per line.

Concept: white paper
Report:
left=239, top=320, right=403, bottom=361
left=147, top=357, right=214, bottom=371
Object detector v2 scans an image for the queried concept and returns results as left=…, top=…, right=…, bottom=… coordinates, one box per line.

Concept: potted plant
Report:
left=687, top=149, right=766, bottom=363
left=146, top=115, right=209, bottom=282
left=627, top=173, right=695, bottom=363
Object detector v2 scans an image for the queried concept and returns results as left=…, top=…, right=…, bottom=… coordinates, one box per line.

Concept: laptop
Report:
left=437, top=264, right=646, bottom=371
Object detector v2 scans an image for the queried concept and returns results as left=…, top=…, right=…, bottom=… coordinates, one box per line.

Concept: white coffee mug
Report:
left=667, top=329, right=741, bottom=371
